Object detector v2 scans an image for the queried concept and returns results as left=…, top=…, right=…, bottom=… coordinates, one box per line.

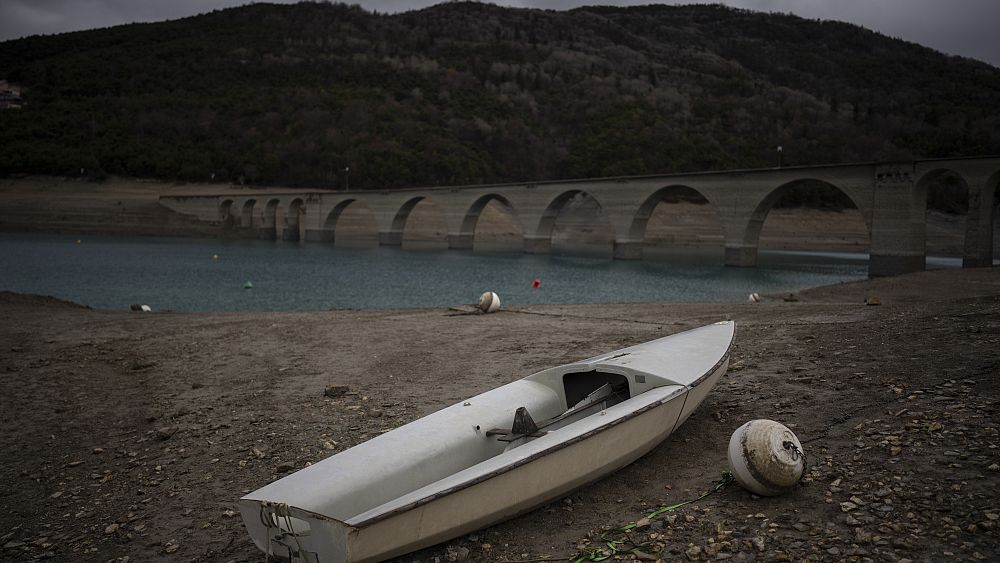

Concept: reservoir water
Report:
left=0, top=233, right=960, bottom=312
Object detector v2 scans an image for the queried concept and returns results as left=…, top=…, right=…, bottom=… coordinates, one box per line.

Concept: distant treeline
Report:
left=1, top=1, right=997, bottom=211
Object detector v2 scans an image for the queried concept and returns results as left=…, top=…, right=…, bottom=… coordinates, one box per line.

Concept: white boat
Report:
left=240, top=320, right=735, bottom=562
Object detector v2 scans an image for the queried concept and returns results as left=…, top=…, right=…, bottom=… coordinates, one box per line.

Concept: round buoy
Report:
left=75, top=239, right=81, bottom=244
left=727, top=419, right=804, bottom=496
left=213, top=254, right=219, bottom=261
left=532, top=278, right=541, bottom=289
left=478, top=291, right=501, bottom=313
left=243, top=281, right=253, bottom=290
left=748, top=292, right=761, bottom=303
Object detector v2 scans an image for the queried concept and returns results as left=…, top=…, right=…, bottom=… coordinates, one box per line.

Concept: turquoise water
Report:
left=0, top=232, right=899, bottom=312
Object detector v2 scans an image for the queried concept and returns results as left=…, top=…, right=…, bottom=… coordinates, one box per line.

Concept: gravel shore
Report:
left=1, top=267, right=998, bottom=562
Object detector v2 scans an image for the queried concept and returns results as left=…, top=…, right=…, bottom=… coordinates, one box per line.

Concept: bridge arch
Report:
left=322, top=199, right=378, bottom=244
left=989, top=170, right=1000, bottom=264
left=624, top=185, right=722, bottom=259
left=393, top=196, right=448, bottom=248
left=459, top=193, right=519, bottom=234
left=916, top=168, right=968, bottom=265
left=219, top=199, right=235, bottom=228
left=261, top=198, right=281, bottom=240
left=285, top=198, right=306, bottom=241
left=738, top=179, right=871, bottom=263
left=240, top=199, right=256, bottom=229
left=527, top=190, right=614, bottom=256
left=453, top=194, right=524, bottom=251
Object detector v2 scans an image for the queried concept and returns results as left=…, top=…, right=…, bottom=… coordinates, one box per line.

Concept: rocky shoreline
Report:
left=0, top=267, right=997, bottom=562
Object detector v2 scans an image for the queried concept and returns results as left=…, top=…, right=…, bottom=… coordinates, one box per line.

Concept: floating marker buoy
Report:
left=243, top=281, right=253, bottom=290
left=76, top=239, right=81, bottom=244
left=532, top=278, right=541, bottom=289
left=478, top=291, right=501, bottom=313
left=728, top=419, right=804, bottom=496
left=748, top=292, right=760, bottom=303
left=213, top=254, right=219, bottom=261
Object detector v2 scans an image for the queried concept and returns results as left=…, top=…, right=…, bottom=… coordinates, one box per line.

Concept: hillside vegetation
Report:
left=1, top=1, right=998, bottom=195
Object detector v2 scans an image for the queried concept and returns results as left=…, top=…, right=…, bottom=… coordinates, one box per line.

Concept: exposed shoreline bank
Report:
left=0, top=267, right=997, bottom=561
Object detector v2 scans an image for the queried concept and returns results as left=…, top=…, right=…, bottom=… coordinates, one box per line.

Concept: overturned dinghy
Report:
left=240, top=321, right=736, bottom=562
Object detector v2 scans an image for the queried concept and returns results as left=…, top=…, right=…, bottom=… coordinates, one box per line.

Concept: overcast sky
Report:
left=1, top=0, right=998, bottom=68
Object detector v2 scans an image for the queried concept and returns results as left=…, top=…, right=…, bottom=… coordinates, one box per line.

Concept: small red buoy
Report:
left=532, top=278, right=541, bottom=289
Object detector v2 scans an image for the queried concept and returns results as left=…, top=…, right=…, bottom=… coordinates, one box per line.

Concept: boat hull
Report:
left=349, top=360, right=727, bottom=562
left=240, top=321, right=734, bottom=562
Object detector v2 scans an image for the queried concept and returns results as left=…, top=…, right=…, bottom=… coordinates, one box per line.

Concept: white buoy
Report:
left=748, top=292, right=761, bottom=303
left=478, top=291, right=501, bottom=313
left=728, top=419, right=804, bottom=496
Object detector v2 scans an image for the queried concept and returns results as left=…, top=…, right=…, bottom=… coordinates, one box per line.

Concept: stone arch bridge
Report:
left=159, top=157, right=999, bottom=277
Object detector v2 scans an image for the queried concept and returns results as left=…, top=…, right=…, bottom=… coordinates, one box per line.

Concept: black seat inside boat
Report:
left=563, top=372, right=630, bottom=408
left=486, top=373, right=631, bottom=443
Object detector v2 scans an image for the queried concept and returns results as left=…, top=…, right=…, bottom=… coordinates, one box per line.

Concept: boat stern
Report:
left=239, top=498, right=355, bottom=562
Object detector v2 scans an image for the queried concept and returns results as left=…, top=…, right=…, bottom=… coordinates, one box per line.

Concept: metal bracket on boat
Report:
left=486, top=406, right=547, bottom=442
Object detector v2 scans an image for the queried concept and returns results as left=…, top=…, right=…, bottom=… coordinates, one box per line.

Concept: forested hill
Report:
left=1, top=1, right=999, bottom=189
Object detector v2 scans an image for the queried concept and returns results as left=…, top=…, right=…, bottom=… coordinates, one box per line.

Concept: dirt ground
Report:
left=1, top=267, right=998, bottom=562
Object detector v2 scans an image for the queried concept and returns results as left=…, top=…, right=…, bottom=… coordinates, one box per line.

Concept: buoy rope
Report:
left=801, top=373, right=970, bottom=445
left=500, top=308, right=677, bottom=328
left=572, top=472, right=735, bottom=563
left=782, top=440, right=803, bottom=461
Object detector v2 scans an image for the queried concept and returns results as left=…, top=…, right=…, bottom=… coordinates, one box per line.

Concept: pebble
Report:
left=156, top=426, right=178, bottom=440
left=105, top=523, right=119, bottom=535
left=324, top=384, right=350, bottom=398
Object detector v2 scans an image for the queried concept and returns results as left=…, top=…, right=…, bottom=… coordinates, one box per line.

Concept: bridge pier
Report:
left=524, top=236, right=551, bottom=254
left=869, top=164, right=925, bottom=277
left=724, top=245, right=758, bottom=267
left=257, top=228, right=276, bottom=240
left=379, top=230, right=403, bottom=246
left=613, top=239, right=643, bottom=260
left=869, top=254, right=925, bottom=277
left=448, top=233, right=474, bottom=250
left=304, top=229, right=328, bottom=242
left=963, top=185, right=995, bottom=268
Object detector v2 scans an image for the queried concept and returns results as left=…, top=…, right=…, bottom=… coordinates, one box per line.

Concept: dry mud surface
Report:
left=1, top=268, right=999, bottom=563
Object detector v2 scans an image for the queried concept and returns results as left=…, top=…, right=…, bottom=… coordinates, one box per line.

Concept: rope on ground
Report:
left=499, top=308, right=685, bottom=328
left=572, top=472, right=735, bottom=563
left=802, top=374, right=979, bottom=445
